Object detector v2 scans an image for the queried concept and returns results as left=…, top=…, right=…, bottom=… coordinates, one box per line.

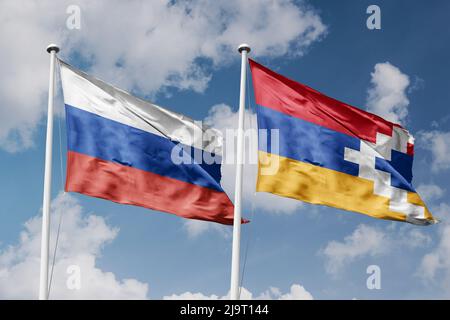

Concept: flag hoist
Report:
left=39, top=44, right=59, bottom=300
left=229, top=43, right=251, bottom=300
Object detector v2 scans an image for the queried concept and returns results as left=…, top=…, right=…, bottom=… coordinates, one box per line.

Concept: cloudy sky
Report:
left=1, top=0, right=450, bottom=299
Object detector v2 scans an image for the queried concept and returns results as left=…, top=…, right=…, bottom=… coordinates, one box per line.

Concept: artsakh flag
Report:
left=250, top=59, right=436, bottom=225
left=59, top=60, right=234, bottom=224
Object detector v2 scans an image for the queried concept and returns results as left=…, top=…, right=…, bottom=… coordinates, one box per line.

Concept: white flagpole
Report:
left=39, top=44, right=59, bottom=300
left=230, top=43, right=251, bottom=300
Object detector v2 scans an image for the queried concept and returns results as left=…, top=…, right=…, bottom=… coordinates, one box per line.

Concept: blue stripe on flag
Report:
left=65, top=104, right=223, bottom=192
left=257, top=105, right=415, bottom=192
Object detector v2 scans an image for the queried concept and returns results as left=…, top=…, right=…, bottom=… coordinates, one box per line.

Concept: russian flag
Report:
left=59, top=60, right=234, bottom=224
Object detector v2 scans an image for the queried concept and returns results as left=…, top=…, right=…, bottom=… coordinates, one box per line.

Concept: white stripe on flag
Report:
left=59, top=60, right=222, bottom=155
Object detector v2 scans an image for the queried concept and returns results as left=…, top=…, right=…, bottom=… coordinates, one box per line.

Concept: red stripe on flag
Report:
left=249, top=59, right=410, bottom=152
left=65, top=151, right=236, bottom=225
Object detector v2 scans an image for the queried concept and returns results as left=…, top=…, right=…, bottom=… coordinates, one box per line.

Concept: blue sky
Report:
left=1, top=0, right=450, bottom=299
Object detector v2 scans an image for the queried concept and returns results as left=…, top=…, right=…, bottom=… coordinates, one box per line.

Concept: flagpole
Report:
left=39, top=44, right=59, bottom=300
left=230, top=43, right=251, bottom=300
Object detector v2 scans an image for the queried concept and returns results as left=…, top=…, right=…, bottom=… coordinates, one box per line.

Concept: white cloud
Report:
left=163, top=283, right=313, bottom=300
left=321, top=224, right=431, bottom=275
left=403, top=228, right=433, bottom=249
left=321, top=224, right=387, bottom=275
left=0, top=0, right=326, bottom=152
left=183, top=219, right=230, bottom=239
left=0, top=193, right=148, bottom=299
left=417, top=184, right=445, bottom=203
left=258, top=284, right=313, bottom=300
left=366, top=62, right=410, bottom=124
left=164, top=291, right=221, bottom=300
left=0, top=1, right=65, bottom=152
left=431, top=202, right=450, bottom=221
left=418, top=221, right=450, bottom=295
left=417, top=130, right=450, bottom=172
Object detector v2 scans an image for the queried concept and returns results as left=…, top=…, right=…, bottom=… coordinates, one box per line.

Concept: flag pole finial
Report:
left=46, top=44, right=60, bottom=54
left=238, top=43, right=251, bottom=53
